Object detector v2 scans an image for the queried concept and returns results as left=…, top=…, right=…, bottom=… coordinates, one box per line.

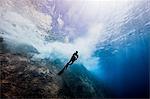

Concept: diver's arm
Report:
left=76, top=54, right=79, bottom=58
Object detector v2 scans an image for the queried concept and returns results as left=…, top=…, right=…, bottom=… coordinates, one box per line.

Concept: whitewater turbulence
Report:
left=0, top=0, right=148, bottom=70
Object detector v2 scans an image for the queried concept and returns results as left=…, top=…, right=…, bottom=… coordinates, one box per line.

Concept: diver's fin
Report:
left=58, top=67, right=65, bottom=75
left=58, top=63, right=70, bottom=75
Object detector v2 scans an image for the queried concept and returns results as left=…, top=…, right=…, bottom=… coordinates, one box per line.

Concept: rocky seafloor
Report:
left=0, top=52, right=108, bottom=98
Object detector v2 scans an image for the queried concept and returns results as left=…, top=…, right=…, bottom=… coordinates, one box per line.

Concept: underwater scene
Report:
left=0, top=0, right=149, bottom=98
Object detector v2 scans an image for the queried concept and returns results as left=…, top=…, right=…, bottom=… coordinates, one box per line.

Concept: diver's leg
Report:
left=67, top=59, right=72, bottom=65
left=67, top=59, right=72, bottom=64
left=69, top=60, right=75, bottom=65
left=65, top=62, right=69, bottom=69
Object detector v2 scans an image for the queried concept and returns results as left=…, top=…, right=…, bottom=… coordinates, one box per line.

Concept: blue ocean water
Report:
left=0, top=0, right=149, bottom=98
left=93, top=34, right=149, bottom=97
left=92, top=2, right=150, bottom=97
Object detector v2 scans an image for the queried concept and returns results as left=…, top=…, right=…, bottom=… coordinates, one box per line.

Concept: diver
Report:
left=58, top=51, right=79, bottom=75
left=65, top=51, right=79, bottom=69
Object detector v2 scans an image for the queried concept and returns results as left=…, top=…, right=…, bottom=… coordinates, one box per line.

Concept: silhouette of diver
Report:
left=58, top=51, right=79, bottom=75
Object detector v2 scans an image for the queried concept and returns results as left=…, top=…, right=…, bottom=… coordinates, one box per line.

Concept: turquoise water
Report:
left=0, top=0, right=149, bottom=98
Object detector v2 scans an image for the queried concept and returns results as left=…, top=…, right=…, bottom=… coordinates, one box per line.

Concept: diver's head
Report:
left=76, top=51, right=78, bottom=53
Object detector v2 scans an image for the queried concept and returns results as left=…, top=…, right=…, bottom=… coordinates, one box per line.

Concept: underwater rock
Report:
left=0, top=53, right=106, bottom=98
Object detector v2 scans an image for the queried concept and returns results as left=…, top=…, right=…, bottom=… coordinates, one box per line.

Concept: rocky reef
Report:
left=0, top=53, right=107, bottom=98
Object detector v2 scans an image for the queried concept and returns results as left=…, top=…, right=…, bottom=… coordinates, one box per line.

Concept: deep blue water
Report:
left=92, top=22, right=149, bottom=98
left=0, top=0, right=149, bottom=98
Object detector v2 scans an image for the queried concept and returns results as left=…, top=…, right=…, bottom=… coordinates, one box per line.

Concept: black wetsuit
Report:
left=58, top=52, right=79, bottom=75
left=68, top=53, right=78, bottom=65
